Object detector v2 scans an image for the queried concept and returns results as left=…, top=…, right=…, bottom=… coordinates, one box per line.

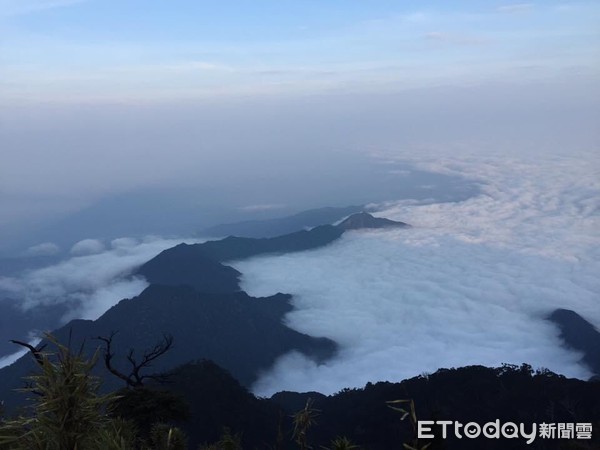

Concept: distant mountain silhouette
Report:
left=200, top=205, right=364, bottom=238
left=139, top=212, right=408, bottom=294
left=196, top=225, right=345, bottom=261
left=337, top=211, right=409, bottom=230
left=548, top=308, right=600, bottom=378
left=198, top=213, right=407, bottom=262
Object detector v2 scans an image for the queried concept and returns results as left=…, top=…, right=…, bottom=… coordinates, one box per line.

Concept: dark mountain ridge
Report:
left=4, top=214, right=598, bottom=416
left=197, top=224, right=344, bottom=262
left=2, top=212, right=409, bottom=413
left=0, top=285, right=336, bottom=411
left=152, top=361, right=600, bottom=449
left=138, top=243, right=241, bottom=293
left=548, top=308, right=600, bottom=378
left=139, top=212, right=408, bottom=291
left=2, top=210, right=600, bottom=449
left=337, top=211, right=409, bottom=230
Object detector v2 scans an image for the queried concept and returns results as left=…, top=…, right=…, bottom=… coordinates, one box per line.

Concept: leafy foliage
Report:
left=0, top=335, right=133, bottom=449
left=386, top=399, right=430, bottom=450
left=321, top=436, right=360, bottom=450
left=1, top=336, right=599, bottom=450
left=292, top=398, right=320, bottom=450
left=148, top=423, right=187, bottom=450
left=109, top=387, right=190, bottom=437
left=197, top=427, right=242, bottom=450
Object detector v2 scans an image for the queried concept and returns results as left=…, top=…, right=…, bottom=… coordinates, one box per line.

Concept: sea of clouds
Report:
left=1, top=149, right=598, bottom=395
left=232, top=149, right=600, bottom=395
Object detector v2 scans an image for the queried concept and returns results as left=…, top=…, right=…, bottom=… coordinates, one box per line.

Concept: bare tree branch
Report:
left=96, top=332, right=134, bottom=387
left=10, top=340, right=47, bottom=366
left=95, top=332, right=173, bottom=388
left=10, top=339, right=47, bottom=396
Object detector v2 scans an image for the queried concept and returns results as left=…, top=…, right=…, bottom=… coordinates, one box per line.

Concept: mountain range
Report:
left=0, top=211, right=598, bottom=449
left=0, top=212, right=407, bottom=411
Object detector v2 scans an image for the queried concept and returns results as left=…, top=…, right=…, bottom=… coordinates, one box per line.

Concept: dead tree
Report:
left=95, top=331, right=173, bottom=388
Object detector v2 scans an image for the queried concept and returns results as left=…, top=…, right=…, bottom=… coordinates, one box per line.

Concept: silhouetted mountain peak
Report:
left=548, top=308, right=600, bottom=377
left=138, top=243, right=241, bottom=293
left=198, top=225, right=344, bottom=261
left=337, top=212, right=409, bottom=231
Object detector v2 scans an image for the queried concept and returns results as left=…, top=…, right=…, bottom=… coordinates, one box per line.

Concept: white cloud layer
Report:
left=0, top=236, right=204, bottom=368
left=0, top=236, right=203, bottom=322
left=1, top=149, right=597, bottom=391
left=233, top=149, right=600, bottom=396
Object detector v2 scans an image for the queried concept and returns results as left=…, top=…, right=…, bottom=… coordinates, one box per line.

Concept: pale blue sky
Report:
left=0, top=1, right=599, bottom=252
left=2, top=0, right=599, bottom=102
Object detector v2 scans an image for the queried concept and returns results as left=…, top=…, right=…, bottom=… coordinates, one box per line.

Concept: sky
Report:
left=1, top=1, right=599, bottom=252
left=1, top=0, right=599, bottom=102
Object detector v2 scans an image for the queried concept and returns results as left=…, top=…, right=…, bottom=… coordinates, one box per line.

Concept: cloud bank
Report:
left=1, top=149, right=597, bottom=392
left=0, top=236, right=202, bottom=326
left=233, top=149, right=600, bottom=396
